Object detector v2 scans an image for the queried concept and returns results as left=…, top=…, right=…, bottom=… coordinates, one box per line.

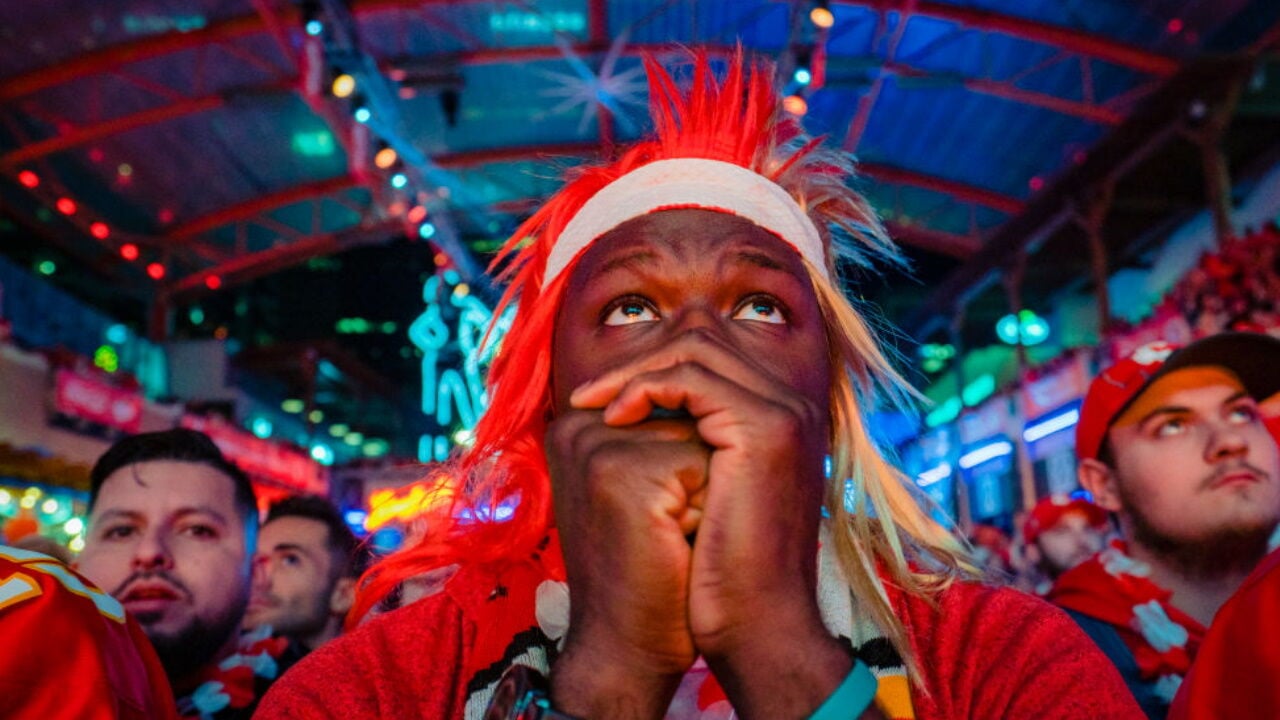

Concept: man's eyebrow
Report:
left=588, top=250, right=658, bottom=281
left=93, top=509, right=143, bottom=524
left=173, top=506, right=231, bottom=525
left=1137, top=390, right=1252, bottom=426
left=269, top=542, right=311, bottom=555
left=733, top=249, right=789, bottom=272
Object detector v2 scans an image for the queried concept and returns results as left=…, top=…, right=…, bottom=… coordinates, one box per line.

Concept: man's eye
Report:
left=102, top=526, right=135, bottom=540
left=603, top=297, right=659, bottom=325
left=1155, top=418, right=1187, bottom=437
left=1228, top=404, right=1259, bottom=424
left=282, top=553, right=302, bottom=567
left=181, top=524, right=219, bottom=539
left=732, top=296, right=786, bottom=324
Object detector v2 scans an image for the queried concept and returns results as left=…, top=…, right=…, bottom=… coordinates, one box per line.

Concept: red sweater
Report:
left=1168, top=547, right=1280, bottom=720
left=258, top=552, right=1142, bottom=719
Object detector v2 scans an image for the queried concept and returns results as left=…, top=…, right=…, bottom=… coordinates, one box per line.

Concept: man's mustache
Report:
left=112, top=570, right=192, bottom=600
left=1202, top=462, right=1272, bottom=490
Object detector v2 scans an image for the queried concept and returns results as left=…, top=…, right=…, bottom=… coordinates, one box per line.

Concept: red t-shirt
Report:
left=0, top=546, right=177, bottom=720
left=258, top=548, right=1143, bottom=719
left=1167, top=547, right=1280, bottom=720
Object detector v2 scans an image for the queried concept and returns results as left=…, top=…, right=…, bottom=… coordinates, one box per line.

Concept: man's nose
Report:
left=251, top=556, right=272, bottom=589
left=670, top=304, right=727, bottom=339
left=1206, top=421, right=1250, bottom=462
left=130, top=530, right=173, bottom=572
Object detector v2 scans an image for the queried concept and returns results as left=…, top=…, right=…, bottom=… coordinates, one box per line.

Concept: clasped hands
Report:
left=545, top=330, right=857, bottom=718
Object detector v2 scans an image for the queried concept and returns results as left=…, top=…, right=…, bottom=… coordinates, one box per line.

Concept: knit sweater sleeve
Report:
left=897, top=581, right=1146, bottom=719
left=255, top=590, right=474, bottom=719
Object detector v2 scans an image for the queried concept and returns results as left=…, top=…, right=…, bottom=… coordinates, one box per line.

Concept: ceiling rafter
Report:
left=0, top=81, right=295, bottom=168
left=157, top=142, right=1019, bottom=244
left=835, top=1, right=1178, bottom=77
left=0, top=0, right=1177, bottom=104
left=166, top=218, right=402, bottom=299
left=166, top=174, right=362, bottom=241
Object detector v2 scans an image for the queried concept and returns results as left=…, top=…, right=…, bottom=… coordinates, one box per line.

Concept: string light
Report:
left=810, top=1, right=834, bottom=29
left=146, top=262, right=165, bottom=280
left=407, top=205, right=428, bottom=224
left=56, top=197, right=77, bottom=215
left=332, top=73, right=355, bottom=98
left=120, top=243, right=140, bottom=261
left=205, top=275, right=222, bottom=290
left=17, top=170, right=39, bottom=188
left=90, top=222, right=110, bottom=240
left=391, top=172, right=408, bottom=189
left=374, top=145, right=398, bottom=169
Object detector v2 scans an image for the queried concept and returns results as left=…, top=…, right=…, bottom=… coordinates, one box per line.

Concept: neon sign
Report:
left=364, top=479, right=456, bottom=532
left=408, top=270, right=514, bottom=462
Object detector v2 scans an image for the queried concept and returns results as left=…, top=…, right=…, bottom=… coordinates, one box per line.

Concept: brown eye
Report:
left=732, top=295, right=786, bottom=324
left=603, top=297, right=659, bottom=325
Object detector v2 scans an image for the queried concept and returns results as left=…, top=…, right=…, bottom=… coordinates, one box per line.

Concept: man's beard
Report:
left=1123, top=489, right=1275, bottom=580
left=142, top=592, right=249, bottom=683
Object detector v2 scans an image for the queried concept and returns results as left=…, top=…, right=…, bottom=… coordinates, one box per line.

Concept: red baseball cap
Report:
left=1023, top=495, right=1108, bottom=544
left=1075, top=332, right=1280, bottom=462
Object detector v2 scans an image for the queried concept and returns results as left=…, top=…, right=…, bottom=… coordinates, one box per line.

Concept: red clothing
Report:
left=1167, top=547, right=1280, bottom=720
left=0, top=546, right=177, bottom=720
left=259, top=547, right=1142, bottom=719
left=1049, top=542, right=1206, bottom=681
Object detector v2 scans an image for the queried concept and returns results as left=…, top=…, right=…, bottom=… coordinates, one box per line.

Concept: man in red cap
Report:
left=1048, top=332, right=1280, bottom=719
left=1021, top=495, right=1109, bottom=594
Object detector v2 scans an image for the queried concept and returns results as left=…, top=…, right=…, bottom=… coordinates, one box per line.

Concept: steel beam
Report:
left=167, top=218, right=401, bottom=298
left=1, top=0, right=1179, bottom=104
left=166, top=175, right=361, bottom=240
left=836, top=1, right=1178, bottom=77
left=1, top=83, right=294, bottom=168
left=858, top=162, right=1023, bottom=214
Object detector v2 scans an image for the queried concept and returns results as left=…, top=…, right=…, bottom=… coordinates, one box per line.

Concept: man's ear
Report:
left=330, top=576, right=356, bottom=616
left=1078, top=458, right=1122, bottom=513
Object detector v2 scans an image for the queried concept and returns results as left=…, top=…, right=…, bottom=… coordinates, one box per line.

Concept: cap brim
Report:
left=1157, top=332, right=1280, bottom=402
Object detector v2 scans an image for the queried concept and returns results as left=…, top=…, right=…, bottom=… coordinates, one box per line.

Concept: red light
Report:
left=17, top=170, right=39, bottom=188
left=407, top=205, right=428, bottom=224
left=1028, top=176, right=1045, bottom=192
left=56, top=197, right=77, bottom=215
left=120, top=243, right=140, bottom=261
left=90, top=222, right=110, bottom=240
left=146, top=262, right=165, bottom=280
left=1167, top=18, right=1183, bottom=34
left=205, top=275, right=222, bottom=290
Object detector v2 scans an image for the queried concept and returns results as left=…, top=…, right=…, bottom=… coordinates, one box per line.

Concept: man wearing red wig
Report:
left=259, top=52, right=1140, bottom=719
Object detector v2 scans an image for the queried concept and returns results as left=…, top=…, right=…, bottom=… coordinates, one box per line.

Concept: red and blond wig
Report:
left=351, top=51, right=973, bottom=671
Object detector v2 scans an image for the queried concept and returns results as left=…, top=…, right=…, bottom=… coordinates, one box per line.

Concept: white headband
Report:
left=543, top=158, right=829, bottom=285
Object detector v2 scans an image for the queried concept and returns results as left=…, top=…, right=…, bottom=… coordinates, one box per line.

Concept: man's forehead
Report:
left=261, top=516, right=328, bottom=546
left=96, top=460, right=239, bottom=509
left=578, top=209, right=807, bottom=277
left=1113, top=366, right=1248, bottom=428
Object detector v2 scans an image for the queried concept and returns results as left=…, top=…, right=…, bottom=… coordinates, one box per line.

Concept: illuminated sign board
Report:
left=364, top=479, right=456, bottom=532
left=409, top=270, right=513, bottom=462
